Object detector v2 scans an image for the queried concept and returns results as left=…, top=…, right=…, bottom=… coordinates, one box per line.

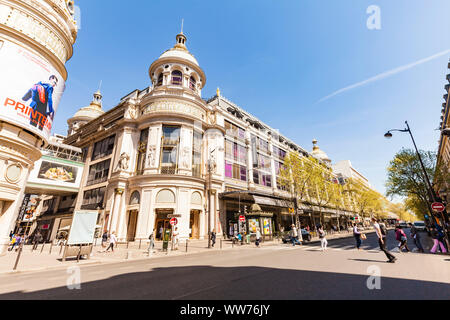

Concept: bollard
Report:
left=139, top=239, right=142, bottom=250
left=13, top=243, right=24, bottom=271
left=186, top=239, right=188, bottom=253
left=59, top=243, right=64, bottom=255
left=127, top=241, right=129, bottom=249
left=40, top=243, right=45, bottom=254
left=49, top=242, right=53, bottom=254
left=220, top=239, right=223, bottom=250
left=76, top=245, right=82, bottom=263
left=126, top=251, right=132, bottom=260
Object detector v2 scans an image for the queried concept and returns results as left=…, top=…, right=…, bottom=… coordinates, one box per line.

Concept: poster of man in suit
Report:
left=0, top=39, right=65, bottom=142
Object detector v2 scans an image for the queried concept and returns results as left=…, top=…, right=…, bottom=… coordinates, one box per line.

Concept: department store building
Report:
left=63, top=32, right=356, bottom=243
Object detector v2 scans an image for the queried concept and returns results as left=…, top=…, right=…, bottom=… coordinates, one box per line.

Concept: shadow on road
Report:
left=0, top=265, right=449, bottom=300
left=349, top=258, right=389, bottom=263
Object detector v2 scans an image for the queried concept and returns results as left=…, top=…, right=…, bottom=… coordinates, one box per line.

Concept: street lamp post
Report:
left=207, top=146, right=224, bottom=249
left=385, top=121, right=450, bottom=248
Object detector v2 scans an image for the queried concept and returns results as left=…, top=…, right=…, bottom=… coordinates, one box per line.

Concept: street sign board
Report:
left=432, top=202, right=445, bottom=212
left=168, top=214, right=182, bottom=218
left=170, top=218, right=178, bottom=226
left=239, top=215, right=246, bottom=222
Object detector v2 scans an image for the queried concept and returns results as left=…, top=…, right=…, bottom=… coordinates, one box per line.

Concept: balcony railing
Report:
left=160, top=165, right=177, bottom=175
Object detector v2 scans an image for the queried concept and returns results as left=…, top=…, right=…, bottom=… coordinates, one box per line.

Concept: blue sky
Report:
left=57, top=0, right=450, bottom=196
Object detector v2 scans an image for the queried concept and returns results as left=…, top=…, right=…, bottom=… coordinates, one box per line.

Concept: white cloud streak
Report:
left=317, top=49, right=450, bottom=103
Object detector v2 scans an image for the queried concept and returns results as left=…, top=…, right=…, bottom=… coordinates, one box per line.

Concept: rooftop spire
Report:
left=174, top=21, right=187, bottom=51
left=181, top=18, right=184, bottom=34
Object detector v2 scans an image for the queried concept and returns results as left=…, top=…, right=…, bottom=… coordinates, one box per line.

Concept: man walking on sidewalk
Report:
left=105, top=231, right=117, bottom=252
left=409, top=223, right=424, bottom=253
left=372, top=218, right=396, bottom=263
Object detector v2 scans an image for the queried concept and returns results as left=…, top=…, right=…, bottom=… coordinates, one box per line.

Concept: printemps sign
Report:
left=0, top=39, right=65, bottom=142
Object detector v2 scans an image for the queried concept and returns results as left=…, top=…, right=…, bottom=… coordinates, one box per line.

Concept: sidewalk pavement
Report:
left=0, top=229, right=377, bottom=275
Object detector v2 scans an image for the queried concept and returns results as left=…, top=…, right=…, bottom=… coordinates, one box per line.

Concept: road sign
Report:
left=170, top=218, right=178, bottom=226
left=432, top=202, right=445, bottom=212
left=239, top=215, right=246, bottom=222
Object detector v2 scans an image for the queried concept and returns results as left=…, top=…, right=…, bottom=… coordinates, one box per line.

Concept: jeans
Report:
left=355, top=235, right=362, bottom=249
left=413, top=238, right=424, bottom=252
left=106, top=243, right=114, bottom=252
left=378, top=237, right=395, bottom=261
left=291, top=236, right=301, bottom=246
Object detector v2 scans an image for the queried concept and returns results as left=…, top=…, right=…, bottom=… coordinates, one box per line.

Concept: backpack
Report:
left=379, top=224, right=387, bottom=236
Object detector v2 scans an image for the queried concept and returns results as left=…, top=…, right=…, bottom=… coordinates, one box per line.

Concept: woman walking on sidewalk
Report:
left=255, top=228, right=261, bottom=248
left=395, top=226, right=410, bottom=252
left=430, top=226, right=447, bottom=254
left=318, top=225, right=328, bottom=251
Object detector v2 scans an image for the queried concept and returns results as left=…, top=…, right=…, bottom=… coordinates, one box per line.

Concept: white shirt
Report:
left=109, top=234, right=117, bottom=244
left=373, top=223, right=382, bottom=239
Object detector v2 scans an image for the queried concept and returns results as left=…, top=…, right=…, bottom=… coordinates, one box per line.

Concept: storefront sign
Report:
left=38, top=160, right=78, bottom=183
left=0, top=39, right=65, bottom=142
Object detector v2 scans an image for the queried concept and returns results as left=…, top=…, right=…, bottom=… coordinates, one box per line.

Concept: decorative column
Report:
left=0, top=0, right=78, bottom=255
left=110, top=188, right=124, bottom=234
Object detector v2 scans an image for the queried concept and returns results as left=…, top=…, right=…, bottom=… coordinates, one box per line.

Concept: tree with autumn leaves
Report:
left=279, top=152, right=385, bottom=225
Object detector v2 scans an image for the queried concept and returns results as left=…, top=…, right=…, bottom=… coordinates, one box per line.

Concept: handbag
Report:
left=361, top=234, right=367, bottom=240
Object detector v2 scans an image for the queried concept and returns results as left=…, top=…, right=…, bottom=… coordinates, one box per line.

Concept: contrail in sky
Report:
left=317, top=49, right=450, bottom=103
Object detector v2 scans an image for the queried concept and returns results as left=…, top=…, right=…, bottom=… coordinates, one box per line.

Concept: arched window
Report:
left=191, top=192, right=202, bottom=205
left=156, top=189, right=176, bottom=204
left=171, top=70, right=183, bottom=86
left=157, top=73, right=163, bottom=86
left=129, top=191, right=140, bottom=205
left=189, top=76, right=196, bottom=91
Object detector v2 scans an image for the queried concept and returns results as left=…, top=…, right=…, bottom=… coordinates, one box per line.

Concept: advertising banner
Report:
left=67, top=211, right=99, bottom=245
left=0, top=39, right=65, bottom=142
left=263, top=218, right=271, bottom=235
left=38, top=160, right=78, bottom=183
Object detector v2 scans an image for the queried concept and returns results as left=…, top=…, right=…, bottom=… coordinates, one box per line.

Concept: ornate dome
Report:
left=158, top=32, right=199, bottom=66
left=311, top=139, right=331, bottom=163
left=67, top=90, right=105, bottom=135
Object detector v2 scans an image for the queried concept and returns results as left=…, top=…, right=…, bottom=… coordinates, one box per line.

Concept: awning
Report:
left=253, top=195, right=292, bottom=208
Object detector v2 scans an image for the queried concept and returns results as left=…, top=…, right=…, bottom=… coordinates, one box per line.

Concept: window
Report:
left=225, top=120, right=245, bottom=139
left=225, top=161, right=247, bottom=181
left=189, top=76, right=196, bottom=90
left=251, top=135, right=272, bottom=187
left=136, top=128, right=149, bottom=175
left=273, top=146, right=286, bottom=160
left=91, top=135, right=115, bottom=161
left=192, top=131, right=202, bottom=177
left=86, top=159, right=111, bottom=186
left=161, top=126, right=180, bottom=174
left=81, top=187, right=106, bottom=210
left=157, top=73, right=163, bottom=86
left=81, top=147, right=89, bottom=162
left=171, top=70, right=183, bottom=86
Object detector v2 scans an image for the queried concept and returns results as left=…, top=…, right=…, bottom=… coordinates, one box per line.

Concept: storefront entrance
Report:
left=126, top=210, right=138, bottom=241
left=189, top=210, right=200, bottom=239
left=154, top=209, right=174, bottom=241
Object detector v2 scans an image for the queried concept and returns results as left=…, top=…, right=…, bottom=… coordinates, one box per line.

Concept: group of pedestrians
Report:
left=8, top=232, right=24, bottom=251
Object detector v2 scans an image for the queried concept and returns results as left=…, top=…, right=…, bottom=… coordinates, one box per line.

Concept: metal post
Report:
left=139, top=239, right=142, bottom=250
left=186, top=239, right=188, bottom=252
left=49, top=242, right=53, bottom=254
left=208, top=161, right=212, bottom=249
left=40, top=242, right=45, bottom=254
left=59, top=242, right=64, bottom=255
left=220, top=239, right=223, bottom=250
left=76, top=245, right=82, bottom=263
left=127, top=241, right=129, bottom=249
left=13, top=242, right=24, bottom=271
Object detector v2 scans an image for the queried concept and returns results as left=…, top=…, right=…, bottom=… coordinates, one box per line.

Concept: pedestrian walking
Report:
left=372, top=218, right=396, bottom=263
left=105, top=231, right=117, bottom=252
left=211, top=229, right=217, bottom=247
left=32, top=232, right=42, bottom=250
left=290, top=224, right=301, bottom=246
left=255, top=228, right=261, bottom=248
left=318, top=225, right=327, bottom=251
left=409, top=223, right=424, bottom=253
left=430, top=226, right=447, bottom=254
left=9, top=231, right=14, bottom=242
left=395, top=226, right=410, bottom=252
left=8, top=235, right=17, bottom=251
left=172, top=226, right=179, bottom=250
left=147, top=233, right=155, bottom=255
left=101, top=231, right=108, bottom=248
left=353, top=223, right=363, bottom=250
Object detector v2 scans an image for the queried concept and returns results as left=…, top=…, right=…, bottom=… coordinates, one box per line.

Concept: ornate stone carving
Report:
left=147, top=145, right=156, bottom=167
left=181, top=146, right=190, bottom=169
left=116, top=152, right=130, bottom=171
left=207, top=111, right=217, bottom=125
left=125, top=103, right=139, bottom=120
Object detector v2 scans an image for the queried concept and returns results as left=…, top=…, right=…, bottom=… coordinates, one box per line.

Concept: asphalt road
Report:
left=0, top=228, right=448, bottom=300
